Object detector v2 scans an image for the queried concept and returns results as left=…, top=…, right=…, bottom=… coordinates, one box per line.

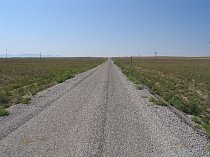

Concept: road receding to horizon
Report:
left=0, top=59, right=209, bottom=157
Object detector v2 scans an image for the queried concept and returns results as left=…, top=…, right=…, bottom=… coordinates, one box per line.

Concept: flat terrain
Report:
left=114, top=57, right=210, bottom=137
left=0, top=59, right=209, bottom=156
left=0, top=58, right=105, bottom=115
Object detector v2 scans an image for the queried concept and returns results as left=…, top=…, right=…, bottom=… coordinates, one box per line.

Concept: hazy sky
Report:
left=0, top=0, right=210, bottom=57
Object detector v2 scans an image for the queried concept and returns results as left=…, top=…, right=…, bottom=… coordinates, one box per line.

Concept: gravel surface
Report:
left=0, top=59, right=209, bottom=157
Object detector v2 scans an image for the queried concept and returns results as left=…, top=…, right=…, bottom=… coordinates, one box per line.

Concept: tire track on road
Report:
left=94, top=59, right=110, bottom=156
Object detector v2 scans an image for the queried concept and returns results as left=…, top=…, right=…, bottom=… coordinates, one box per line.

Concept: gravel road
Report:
left=0, top=59, right=209, bottom=157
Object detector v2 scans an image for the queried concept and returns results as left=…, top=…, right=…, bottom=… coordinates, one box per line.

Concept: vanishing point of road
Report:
left=0, top=60, right=209, bottom=157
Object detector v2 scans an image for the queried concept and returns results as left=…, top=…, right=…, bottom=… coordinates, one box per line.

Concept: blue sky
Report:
left=0, top=0, right=210, bottom=57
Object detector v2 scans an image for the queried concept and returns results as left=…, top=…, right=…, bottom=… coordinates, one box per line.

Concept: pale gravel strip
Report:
left=0, top=60, right=209, bottom=156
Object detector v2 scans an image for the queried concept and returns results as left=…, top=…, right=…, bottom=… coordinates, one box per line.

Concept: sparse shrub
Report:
left=67, top=74, right=74, bottom=79
left=195, top=124, right=203, bottom=130
left=136, top=84, right=142, bottom=90
left=149, top=97, right=155, bottom=103
left=163, top=90, right=174, bottom=101
left=201, top=112, right=210, bottom=124
left=21, top=97, right=31, bottom=104
left=168, top=96, right=183, bottom=109
left=149, top=97, right=167, bottom=106
left=202, top=124, right=210, bottom=138
left=192, top=116, right=202, bottom=124
left=141, top=95, right=148, bottom=98
left=151, top=85, right=161, bottom=95
left=17, top=88, right=25, bottom=96
left=0, top=106, right=9, bottom=117
left=0, top=92, right=10, bottom=104
left=181, top=101, right=202, bottom=116
left=57, top=79, right=65, bottom=83
left=157, top=98, right=167, bottom=106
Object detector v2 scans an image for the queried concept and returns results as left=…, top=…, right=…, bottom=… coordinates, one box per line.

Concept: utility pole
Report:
left=139, top=53, right=140, bottom=65
left=5, top=48, right=8, bottom=62
left=130, top=55, right=133, bottom=65
left=154, top=52, right=158, bottom=68
left=208, top=42, right=210, bottom=59
left=40, top=51, right=41, bottom=60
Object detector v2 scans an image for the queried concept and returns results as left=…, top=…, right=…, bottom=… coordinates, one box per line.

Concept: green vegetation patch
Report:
left=202, top=124, right=210, bottom=138
left=0, top=91, right=10, bottom=105
left=192, top=116, right=203, bottom=125
left=0, top=106, right=9, bottom=117
left=135, top=84, right=143, bottom=90
left=149, top=96, right=167, bottom=106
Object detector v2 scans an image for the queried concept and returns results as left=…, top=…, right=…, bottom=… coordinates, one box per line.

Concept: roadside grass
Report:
left=149, top=96, right=167, bottom=106
left=202, top=124, right=210, bottom=138
left=0, top=106, right=9, bottom=116
left=21, top=97, right=32, bottom=105
left=192, top=116, right=203, bottom=125
left=136, top=84, right=143, bottom=90
left=114, top=57, right=210, bottom=138
left=141, top=95, right=148, bottom=98
left=0, top=57, right=105, bottom=116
